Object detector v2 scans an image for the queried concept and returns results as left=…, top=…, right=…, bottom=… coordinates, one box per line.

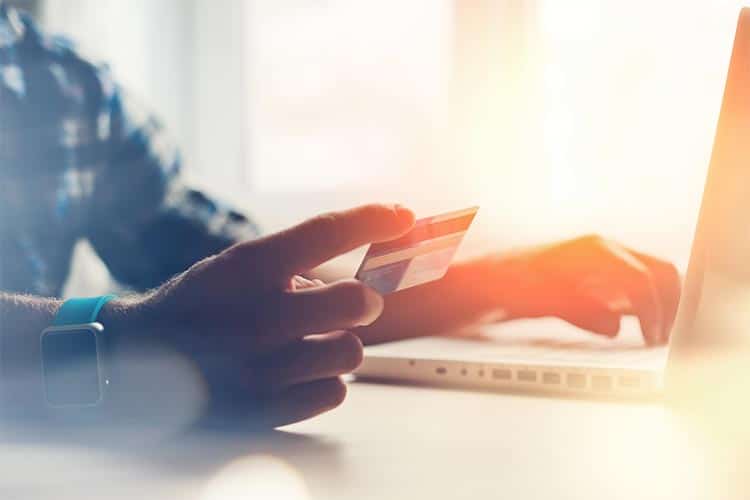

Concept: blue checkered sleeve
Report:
left=86, top=69, right=260, bottom=290
left=0, top=6, right=259, bottom=296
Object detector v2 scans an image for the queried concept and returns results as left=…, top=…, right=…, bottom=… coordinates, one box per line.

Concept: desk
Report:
left=1, top=381, right=739, bottom=500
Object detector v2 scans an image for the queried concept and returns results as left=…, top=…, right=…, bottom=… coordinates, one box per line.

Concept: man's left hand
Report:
left=357, top=235, right=681, bottom=346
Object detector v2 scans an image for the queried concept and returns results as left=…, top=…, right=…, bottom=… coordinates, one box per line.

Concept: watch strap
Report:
left=52, top=295, right=117, bottom=326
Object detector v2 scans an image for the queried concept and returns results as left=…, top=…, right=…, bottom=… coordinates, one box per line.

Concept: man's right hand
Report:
left=103, top=204, right=415, bottom=428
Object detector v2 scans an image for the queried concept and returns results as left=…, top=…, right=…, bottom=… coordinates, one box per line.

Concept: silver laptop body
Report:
left=356, top=9, right=750, bottom=399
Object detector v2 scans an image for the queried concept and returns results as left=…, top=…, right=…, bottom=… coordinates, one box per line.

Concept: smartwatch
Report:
left=40, top=295, right=116, bottom=407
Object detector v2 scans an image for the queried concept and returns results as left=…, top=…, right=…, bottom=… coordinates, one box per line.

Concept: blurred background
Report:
left=8, top=0, right=747, bottom=281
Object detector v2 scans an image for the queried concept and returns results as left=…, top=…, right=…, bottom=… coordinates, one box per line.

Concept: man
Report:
left=0, top=4, right=680, bottom=427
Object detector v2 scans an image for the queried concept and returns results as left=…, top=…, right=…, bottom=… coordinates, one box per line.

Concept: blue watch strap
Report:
left=52, top=295, right=117, bottom=326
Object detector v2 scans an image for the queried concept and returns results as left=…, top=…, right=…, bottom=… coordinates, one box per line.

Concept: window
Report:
left=242, top=1, right=746, bottom=259
left=42, top=1, right=749, bottom=261
left=245, top=0, right=453, bottom=192
left=531, top=0, right=747, bottom=264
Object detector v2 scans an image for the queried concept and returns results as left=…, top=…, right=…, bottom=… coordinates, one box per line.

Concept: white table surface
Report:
left=3, top=377, right=746, bottom=500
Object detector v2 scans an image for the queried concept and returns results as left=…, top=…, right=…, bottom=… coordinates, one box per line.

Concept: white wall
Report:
left=188, top=0, right=247, bottom=193
left=42, top=0, right=246, bottom=185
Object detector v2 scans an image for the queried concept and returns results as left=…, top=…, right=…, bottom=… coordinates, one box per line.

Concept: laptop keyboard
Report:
left=365, top=317, right=670, bottom=370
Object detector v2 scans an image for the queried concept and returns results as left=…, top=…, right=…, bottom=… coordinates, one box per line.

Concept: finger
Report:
left=626, top=250, right=682, bottom=340
left=259, top=331, right=363, bottom=389
left=602, top=242, right=665, bottom=345
left=260, top=279, right=384, bottom=345
left=574, top=275, right=632, bottom=313
left=558, top=290, right=623, bottom=337
left=290, top=275, right=317, bottom=291
left=253, top=204, right=415, bottom=280
left=259, top=377, right=348, bottom=428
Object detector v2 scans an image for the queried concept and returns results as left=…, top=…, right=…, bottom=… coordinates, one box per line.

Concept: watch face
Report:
left=41, top=326, right=102, bottom=406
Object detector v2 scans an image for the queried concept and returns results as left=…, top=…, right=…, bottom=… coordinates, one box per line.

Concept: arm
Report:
left=354, top=261, right=502, bottom=345
left=357, top=236, right=682, bottom=346
left=86, top=73, right=258, bottom=290
left=0, top=294, right=60, bottom=416
left=1, top=205, right=414, bottom=428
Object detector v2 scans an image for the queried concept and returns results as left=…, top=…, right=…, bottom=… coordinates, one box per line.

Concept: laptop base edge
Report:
left=355, top=355, right=664, bottom=401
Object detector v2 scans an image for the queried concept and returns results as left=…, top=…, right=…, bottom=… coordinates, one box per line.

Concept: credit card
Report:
left=355, top=206, right=478, bottom=294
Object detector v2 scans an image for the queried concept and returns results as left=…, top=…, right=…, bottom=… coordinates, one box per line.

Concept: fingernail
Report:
left=394, top=204, right=415, bottom=225
left=357, top=287, right=385, bottom=326
left=658, top=324, right=670, bottom=345
left=650, top=324, right=663, bottom=345
left=662, top=325, right=672, bottom=344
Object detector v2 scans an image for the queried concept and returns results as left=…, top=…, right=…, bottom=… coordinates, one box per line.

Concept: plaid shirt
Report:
left=0, top=5, right=259, bottom=296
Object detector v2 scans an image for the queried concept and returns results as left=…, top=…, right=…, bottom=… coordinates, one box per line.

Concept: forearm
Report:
left=0, top=293, right=148, bottom=418
left=0, top=291, right=191, bottom=427
left=0, top=294, right=62, bottom=415
left=355, top=260, right=507, bottom=345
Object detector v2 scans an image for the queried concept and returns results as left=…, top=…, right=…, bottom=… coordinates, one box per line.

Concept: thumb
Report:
left=243, top=204, right=415, bottom=281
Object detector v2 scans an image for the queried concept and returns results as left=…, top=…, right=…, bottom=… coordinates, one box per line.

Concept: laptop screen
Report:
left=671, top=8, right=750, bottom=354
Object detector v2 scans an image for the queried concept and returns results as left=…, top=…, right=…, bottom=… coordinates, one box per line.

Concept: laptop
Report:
left=355, top=9, right=750, bottom=399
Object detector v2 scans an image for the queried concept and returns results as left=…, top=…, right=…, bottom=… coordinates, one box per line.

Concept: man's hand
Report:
left=104, top=204, right=415, bottom=427
left=357, top=235, right=680, bottom=347
left=479, top=235, right=681, bottom=345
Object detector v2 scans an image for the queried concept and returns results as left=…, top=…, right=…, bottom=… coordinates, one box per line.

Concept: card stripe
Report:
left=429, top=206, right=480, bottom=223
left=367, top=210, right=476, bottom=256
left=358, top=232, right=464, bottom=272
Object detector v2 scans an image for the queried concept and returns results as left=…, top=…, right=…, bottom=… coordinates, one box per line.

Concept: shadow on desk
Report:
left=1, top=418, right=345, bottom=499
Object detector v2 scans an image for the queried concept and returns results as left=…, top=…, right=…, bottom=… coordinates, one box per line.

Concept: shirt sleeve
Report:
left=86, top=67, right=260, bottom=291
